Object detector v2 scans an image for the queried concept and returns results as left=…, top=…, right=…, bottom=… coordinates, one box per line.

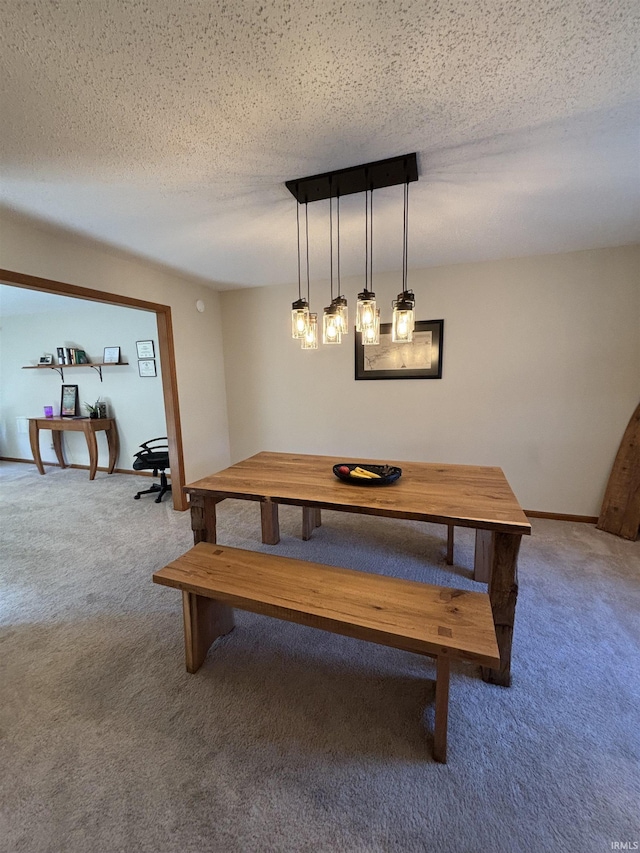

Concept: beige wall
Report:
left=0, top=208, right=231, bottom=483
left=220, top=245, right=640, bottom=516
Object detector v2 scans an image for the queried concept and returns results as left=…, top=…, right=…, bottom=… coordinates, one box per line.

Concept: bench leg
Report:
left=446, top=525, right=454, bottom=565
left=302, top=507, right=322, bottom=540
left=433, top=655, right=450, bottom=764
left=182, top=591, right=235, bottom=674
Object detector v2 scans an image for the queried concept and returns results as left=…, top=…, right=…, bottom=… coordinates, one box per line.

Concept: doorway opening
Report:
left=0, top=267, right=187, bottom=511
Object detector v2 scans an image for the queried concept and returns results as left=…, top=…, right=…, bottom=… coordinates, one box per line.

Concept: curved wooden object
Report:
left=597, top=402, right=640, bottom=540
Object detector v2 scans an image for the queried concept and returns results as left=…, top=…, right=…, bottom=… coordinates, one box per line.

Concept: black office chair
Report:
left=133, top=437, right=172, bottom=503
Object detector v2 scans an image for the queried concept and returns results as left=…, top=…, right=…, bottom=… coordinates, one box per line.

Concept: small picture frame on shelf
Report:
left=60, top=385, right=79, bottom=417
left=39, top=354, right=53, bottom=365
left=103, top=346, right=120, bottom=364
left=136, top=340, right=155, bottom=359
left=138, top=359, right=157, bottom=378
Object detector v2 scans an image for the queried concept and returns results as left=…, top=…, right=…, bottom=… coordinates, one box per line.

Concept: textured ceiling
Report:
left=1, top=0, right=639, bottom=289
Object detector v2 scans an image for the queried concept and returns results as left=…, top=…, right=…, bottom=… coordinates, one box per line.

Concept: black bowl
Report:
left=332, top=463, right=402, bottom=486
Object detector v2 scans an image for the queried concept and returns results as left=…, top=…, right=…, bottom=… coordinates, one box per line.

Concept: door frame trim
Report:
left=0, top=267, right=187, bottom=511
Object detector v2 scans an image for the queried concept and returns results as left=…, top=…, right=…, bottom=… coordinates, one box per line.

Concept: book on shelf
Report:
left=57, top=347, right=66, bottom=365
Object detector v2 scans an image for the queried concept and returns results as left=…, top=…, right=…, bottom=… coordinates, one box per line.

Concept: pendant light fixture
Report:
left=357, top=184, right=379, bottom=345
left=286, top=153, right=418, bottom=351
left=291, top=191, right=310, bottom=339
left=391, top=178, right=416, bottom=343
left=333, top=192, right=348, bottom=334
left=323, top=188, right=342, bottom=344
left=300, top=202, right=318, bottom=349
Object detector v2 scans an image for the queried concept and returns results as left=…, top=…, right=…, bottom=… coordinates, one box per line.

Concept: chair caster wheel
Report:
left=134, top=495, right=140, bottom=500
left=155, top=497, right=162, bottom=503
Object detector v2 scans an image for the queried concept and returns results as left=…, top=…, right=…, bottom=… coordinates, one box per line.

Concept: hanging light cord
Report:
left=402, top=179, right=409, bottom=295
left=336, top=193, right=341, bottom=297
left=305, top=201, right=310, bottom=303
left=364, top=188, right=369, bottom=296
left=329, top=189, right=334, bottom=302
left=370, top=186, right=374, bottom=293
left=296, top=195, right=302, bottom=301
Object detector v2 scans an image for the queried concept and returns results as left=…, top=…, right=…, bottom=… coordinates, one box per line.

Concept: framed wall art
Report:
left=103, top=346, right=120, bottom=364
left=138, top=359, right=157, bottom=377
left=60, top=384, right=80, bottom=417
left=136, top=340, right=155, bottom=359
left=355, top=319, right=444, bottom=380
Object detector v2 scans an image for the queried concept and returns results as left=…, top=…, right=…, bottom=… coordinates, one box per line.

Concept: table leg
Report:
left=83, top=423, right=99, bottom=480
left=302, top=506, right=321, bottom=540
left=261, top=498, right=280, bottom=545
left=474, top=529, right=492, bottom=584
left=313, top=508, right=322, bottom=528
left=28, top=420, right=45, bottom=475
left=481, top=532, right=521, bottom=687
left=51, top=430, right=67, bottom=468
left=106, top=422, right=119, bottom=473
left=190, top=494, right=219, bottom=544
left=446, top=524, right=454, bottom=565
left=182, top=591, right=235, bottom=673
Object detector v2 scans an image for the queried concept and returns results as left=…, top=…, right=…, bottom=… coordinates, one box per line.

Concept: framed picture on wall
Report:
left=60, top=385, right=79, bottom=417
left=138, top=359, right=157, bottom=377
left=136, top=340, right=155, bottom=359
left=355, top=319, right=444, bottom=380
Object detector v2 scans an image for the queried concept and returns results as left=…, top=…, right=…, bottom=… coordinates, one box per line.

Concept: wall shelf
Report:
left=22, top=362, right=129, bottom=382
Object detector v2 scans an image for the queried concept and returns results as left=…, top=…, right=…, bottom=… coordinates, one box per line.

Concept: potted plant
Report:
left=84, top=398, right=101, bottom=419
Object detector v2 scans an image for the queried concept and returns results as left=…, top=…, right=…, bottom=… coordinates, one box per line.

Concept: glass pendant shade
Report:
left=392, top=294, right=415, bottom=342
left=291, top=298, right=310, bottom=339
left=301, top=313, right=318, bottom=349
left=356, top=291, right=377, bottom=332
left=322, top=305, right=342, bottom=344
left=362, top=308, right=380, bottom=345
left=333, top=295, right=348, bottom=334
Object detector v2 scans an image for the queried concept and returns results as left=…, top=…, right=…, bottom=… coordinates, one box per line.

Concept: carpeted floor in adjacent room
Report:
left=0, top=461, right=638, bottom=853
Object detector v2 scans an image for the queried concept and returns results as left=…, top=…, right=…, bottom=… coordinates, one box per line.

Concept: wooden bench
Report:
left=153, top=542, right=500, bottom=763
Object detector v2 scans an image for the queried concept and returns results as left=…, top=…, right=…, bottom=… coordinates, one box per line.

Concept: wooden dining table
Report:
left=184, top=451, right=531, bottom=686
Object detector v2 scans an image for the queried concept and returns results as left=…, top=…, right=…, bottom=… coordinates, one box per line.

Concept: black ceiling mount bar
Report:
left=286, top=153, right=418, bottom=204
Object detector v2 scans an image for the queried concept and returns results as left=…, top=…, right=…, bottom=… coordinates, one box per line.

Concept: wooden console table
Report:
left=28, top=416, right=119, bottom=480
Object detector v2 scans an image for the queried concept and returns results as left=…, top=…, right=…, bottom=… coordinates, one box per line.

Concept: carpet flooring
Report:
left=0, top=461, right=638, bottom=853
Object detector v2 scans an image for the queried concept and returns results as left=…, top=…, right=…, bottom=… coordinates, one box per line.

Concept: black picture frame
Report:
left=103, top=346, right=120, bottom=364
left=136, top=340, right=155, bottom=359
left=138, top=359, right=157, bottom=377
left=355, top=319, right=444, bottom=380
left=60, top=384, right=79, bottom=417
